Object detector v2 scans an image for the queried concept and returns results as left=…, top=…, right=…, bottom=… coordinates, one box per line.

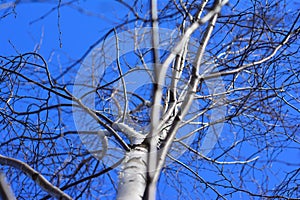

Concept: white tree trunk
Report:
left=117, top=146, right=148, bottom=200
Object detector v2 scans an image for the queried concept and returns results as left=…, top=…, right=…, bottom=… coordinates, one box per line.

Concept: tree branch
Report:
left=0, top=154, right=72, bottom=200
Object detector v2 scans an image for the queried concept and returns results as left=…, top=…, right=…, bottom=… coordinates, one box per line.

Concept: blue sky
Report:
left=1, top=1, right=125, bottom=65
left=1, top=1, right=300, bottom=199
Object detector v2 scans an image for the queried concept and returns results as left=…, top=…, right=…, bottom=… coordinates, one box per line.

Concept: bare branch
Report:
left=0, top=154, right=72, bottom=200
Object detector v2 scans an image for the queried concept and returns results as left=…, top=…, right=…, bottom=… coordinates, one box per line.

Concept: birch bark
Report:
left=117, top=146, right=148, bottom=200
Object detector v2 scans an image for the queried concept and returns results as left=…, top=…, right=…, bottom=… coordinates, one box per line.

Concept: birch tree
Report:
left=0, top=0, right=300, bottom=199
